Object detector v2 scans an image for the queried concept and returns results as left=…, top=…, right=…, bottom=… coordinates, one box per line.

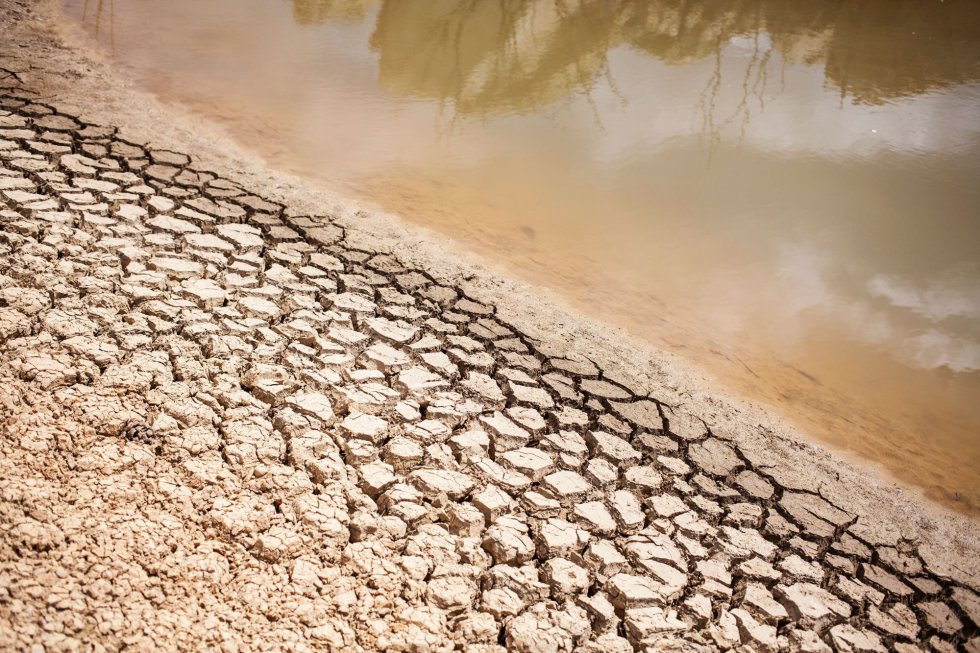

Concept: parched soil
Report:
left=0, top=3, right=978, bottom=652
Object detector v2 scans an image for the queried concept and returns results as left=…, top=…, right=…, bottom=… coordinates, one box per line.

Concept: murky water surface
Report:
left=61, top=0, right=980, bottom=511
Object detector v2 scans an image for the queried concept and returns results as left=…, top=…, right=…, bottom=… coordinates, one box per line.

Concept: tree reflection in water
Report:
left=284, top=0, right=980, bottom=121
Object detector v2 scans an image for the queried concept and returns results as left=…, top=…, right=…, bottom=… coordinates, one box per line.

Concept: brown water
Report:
left=60, top=0, right=980, bottom=512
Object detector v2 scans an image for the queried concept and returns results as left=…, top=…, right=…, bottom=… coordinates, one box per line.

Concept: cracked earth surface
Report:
left=0, top=23, right=979, bottom=653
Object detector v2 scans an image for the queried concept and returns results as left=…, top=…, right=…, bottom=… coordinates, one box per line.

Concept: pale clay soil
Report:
left=0, top=1, right=978, bottom=652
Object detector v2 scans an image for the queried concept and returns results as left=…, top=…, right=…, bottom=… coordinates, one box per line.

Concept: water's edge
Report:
left=18, top=0, right=979, bottom=549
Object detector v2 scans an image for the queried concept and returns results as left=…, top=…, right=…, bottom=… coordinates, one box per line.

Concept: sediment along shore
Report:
left=0, top=2, right=978, bottom=651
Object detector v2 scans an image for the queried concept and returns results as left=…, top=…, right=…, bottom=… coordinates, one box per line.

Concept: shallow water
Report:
left=60, top=0, right=980, bottom=512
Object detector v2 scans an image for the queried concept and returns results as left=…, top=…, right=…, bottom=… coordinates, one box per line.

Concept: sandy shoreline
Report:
left=1, top=0, right=977, bottom=650
left=29, top=0, right=977, bottom=546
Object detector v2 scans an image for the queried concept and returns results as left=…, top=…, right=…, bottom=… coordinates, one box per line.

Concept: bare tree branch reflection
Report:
left=286, top=0, right=980, bottom=134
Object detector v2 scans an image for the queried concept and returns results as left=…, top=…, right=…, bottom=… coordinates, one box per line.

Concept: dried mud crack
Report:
left=0, top=62, right=977, bottom=653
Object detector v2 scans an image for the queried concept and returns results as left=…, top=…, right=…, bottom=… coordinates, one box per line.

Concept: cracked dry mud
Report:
left=0, top=65, right=977, bottom=653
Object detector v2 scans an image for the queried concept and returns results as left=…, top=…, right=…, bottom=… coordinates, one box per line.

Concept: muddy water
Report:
left=60, top=0, right=980, bottom=512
